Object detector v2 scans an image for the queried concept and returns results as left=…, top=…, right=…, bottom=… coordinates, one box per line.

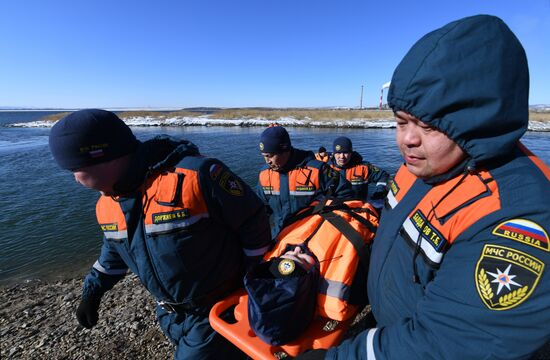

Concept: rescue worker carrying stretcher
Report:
left=257, top=125, right=349, bottom=238
left=49, top=109, right=272, bottom=360
left=298, top=15, right=550, bottom=360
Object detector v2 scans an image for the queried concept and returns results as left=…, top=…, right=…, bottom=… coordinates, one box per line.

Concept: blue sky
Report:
left=1, top=0, right=549, bottom=109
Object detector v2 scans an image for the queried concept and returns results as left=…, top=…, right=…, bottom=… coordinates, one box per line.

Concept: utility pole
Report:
left=359, top=85, right=364, bottom=110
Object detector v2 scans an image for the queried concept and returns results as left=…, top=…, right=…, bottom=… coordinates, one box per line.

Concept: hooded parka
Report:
left=326, top=15, right=550, bottom=360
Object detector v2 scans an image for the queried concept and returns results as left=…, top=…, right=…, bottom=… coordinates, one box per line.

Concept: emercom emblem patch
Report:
left=219, top=171, right=244, bottom=196
left=492, top=219, right=549, bottom=252
left=475, top=244, right=544, bottom=310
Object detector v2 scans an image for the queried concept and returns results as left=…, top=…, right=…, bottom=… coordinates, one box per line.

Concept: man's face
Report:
left=319, top=151, right=327, bottom=158
left=334, top=152, right=351, bottom=167
left=280, top=246, right=316, bottom=271
left=73, top=157, right=129, bottom=196
left=262, top=151, right=290, bottom=171
left=395, top=111, right=466, bottom=179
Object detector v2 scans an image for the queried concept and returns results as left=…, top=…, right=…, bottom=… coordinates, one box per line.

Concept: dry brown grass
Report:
left=209, top=109, right=394, bottom=121
left=529, top=111, right=550, bottom=121
left=41, top=112, right=73, bottom=122
left=39, top=109, right=550, bottom=123
left=117, top=110, right=199, bottom=119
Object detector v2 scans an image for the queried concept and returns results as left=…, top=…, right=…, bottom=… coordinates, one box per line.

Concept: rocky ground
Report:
left=0, top=274, right=375, bottom=360
left=3, top=275, right=547, bottom=359
left=0, top=275, right=174, bottom=359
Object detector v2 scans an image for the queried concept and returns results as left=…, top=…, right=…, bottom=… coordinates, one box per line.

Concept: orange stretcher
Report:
left=209, top=289, right=355, bottom=359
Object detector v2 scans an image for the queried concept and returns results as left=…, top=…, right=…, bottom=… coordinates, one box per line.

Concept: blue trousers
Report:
left=157, top=306, right=246, bottom=360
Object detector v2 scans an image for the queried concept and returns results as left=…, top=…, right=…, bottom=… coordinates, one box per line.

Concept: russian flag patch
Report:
left=492, top=219, right=549, bottom=252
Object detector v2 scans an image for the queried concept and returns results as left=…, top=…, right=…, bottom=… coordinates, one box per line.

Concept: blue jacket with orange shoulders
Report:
left=325, top=15, right=550, bottom=360
left=330, top=151, right=389, bottom=203
left=81, top=136, right=272, bottom=307
left=257, top=148, right=346, bottom=238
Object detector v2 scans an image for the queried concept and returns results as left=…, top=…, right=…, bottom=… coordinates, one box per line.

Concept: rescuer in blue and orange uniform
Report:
left=257, top=125, right=346, bottom=238
left=49, top=109, right=271, bottom=360
left=297, top=15, right=550, bottom=359
left=330, top=136, right=389, bottom=209
left=315, top=146, right=331, bottom=163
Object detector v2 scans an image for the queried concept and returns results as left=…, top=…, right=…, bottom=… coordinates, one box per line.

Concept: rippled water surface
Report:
left=1, top=111, right=548, bottom=285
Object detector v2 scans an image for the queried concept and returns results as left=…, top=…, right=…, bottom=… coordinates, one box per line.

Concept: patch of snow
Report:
left=6, top=116, right=550, bottom=132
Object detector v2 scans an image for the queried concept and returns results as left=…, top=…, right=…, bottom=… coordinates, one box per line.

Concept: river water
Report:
left=1, top=111, right=549, bottom=286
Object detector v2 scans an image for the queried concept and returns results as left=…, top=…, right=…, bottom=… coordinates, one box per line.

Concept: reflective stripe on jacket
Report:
left=328, top=144, right=550, bottom=359
left=259, top=166, right=321, bottom=197
left=98, top=169, right=209, bottom=241
left=88, top=150, right=271, bottom=305
left=258, top=157, right=330, bottom=238
left=387, top=165, right=501, bottom=266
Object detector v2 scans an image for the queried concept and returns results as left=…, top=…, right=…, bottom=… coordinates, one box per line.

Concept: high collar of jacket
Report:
left=421, top=157, right=473, bottom=185
left=278, top=148, right=315, bottom=173
left=112, top=135, right=200, bottom=195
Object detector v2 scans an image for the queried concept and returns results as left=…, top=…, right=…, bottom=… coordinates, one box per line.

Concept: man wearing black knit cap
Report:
left=330, top=136, right=389, bottom=210
left=257, top=125, right=344, bottom=238
left=49, top=109, right=271, bottom=359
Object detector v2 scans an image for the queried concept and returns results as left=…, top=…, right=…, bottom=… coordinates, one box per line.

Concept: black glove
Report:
left=76, top=295, right=101, bottom=329
left=294, top=349, right=327, bottom=360
left=371, top=190, right=386, bottom=200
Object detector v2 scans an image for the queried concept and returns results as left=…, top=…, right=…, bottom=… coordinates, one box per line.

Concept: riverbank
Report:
left=2, top=276, right=548, bottom=359
left=0, top=275, right=174, bottom=359
left=6, top=108, right=550, bottom=131
left=0, top=274, right=378, bottom=359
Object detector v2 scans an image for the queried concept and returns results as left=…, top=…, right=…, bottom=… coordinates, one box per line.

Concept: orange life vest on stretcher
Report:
left=265, top=199, right=379, bottom=321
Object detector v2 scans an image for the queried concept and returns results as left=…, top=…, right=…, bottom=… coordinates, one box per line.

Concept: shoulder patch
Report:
left=209, top=163, right=223, bottom=180
left=219, top=171, right=244, bottom=196
left=492, top=219, right=549, bottom=252
left=323, top=166, right=337, bottom=179
left=475, top=244, right=544, bottom=310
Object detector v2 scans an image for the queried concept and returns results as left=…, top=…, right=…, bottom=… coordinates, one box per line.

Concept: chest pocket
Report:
left=97, top=197, right=128, bottom=242
left=144, top=169, right=210, bottom=235
left=289, top=167, right=319, bottom=196
left=348, top=166, right=369, bottom=185
left=260, top=169, right=281, bottom=195
left=400, top=171, right=501, bottom=266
